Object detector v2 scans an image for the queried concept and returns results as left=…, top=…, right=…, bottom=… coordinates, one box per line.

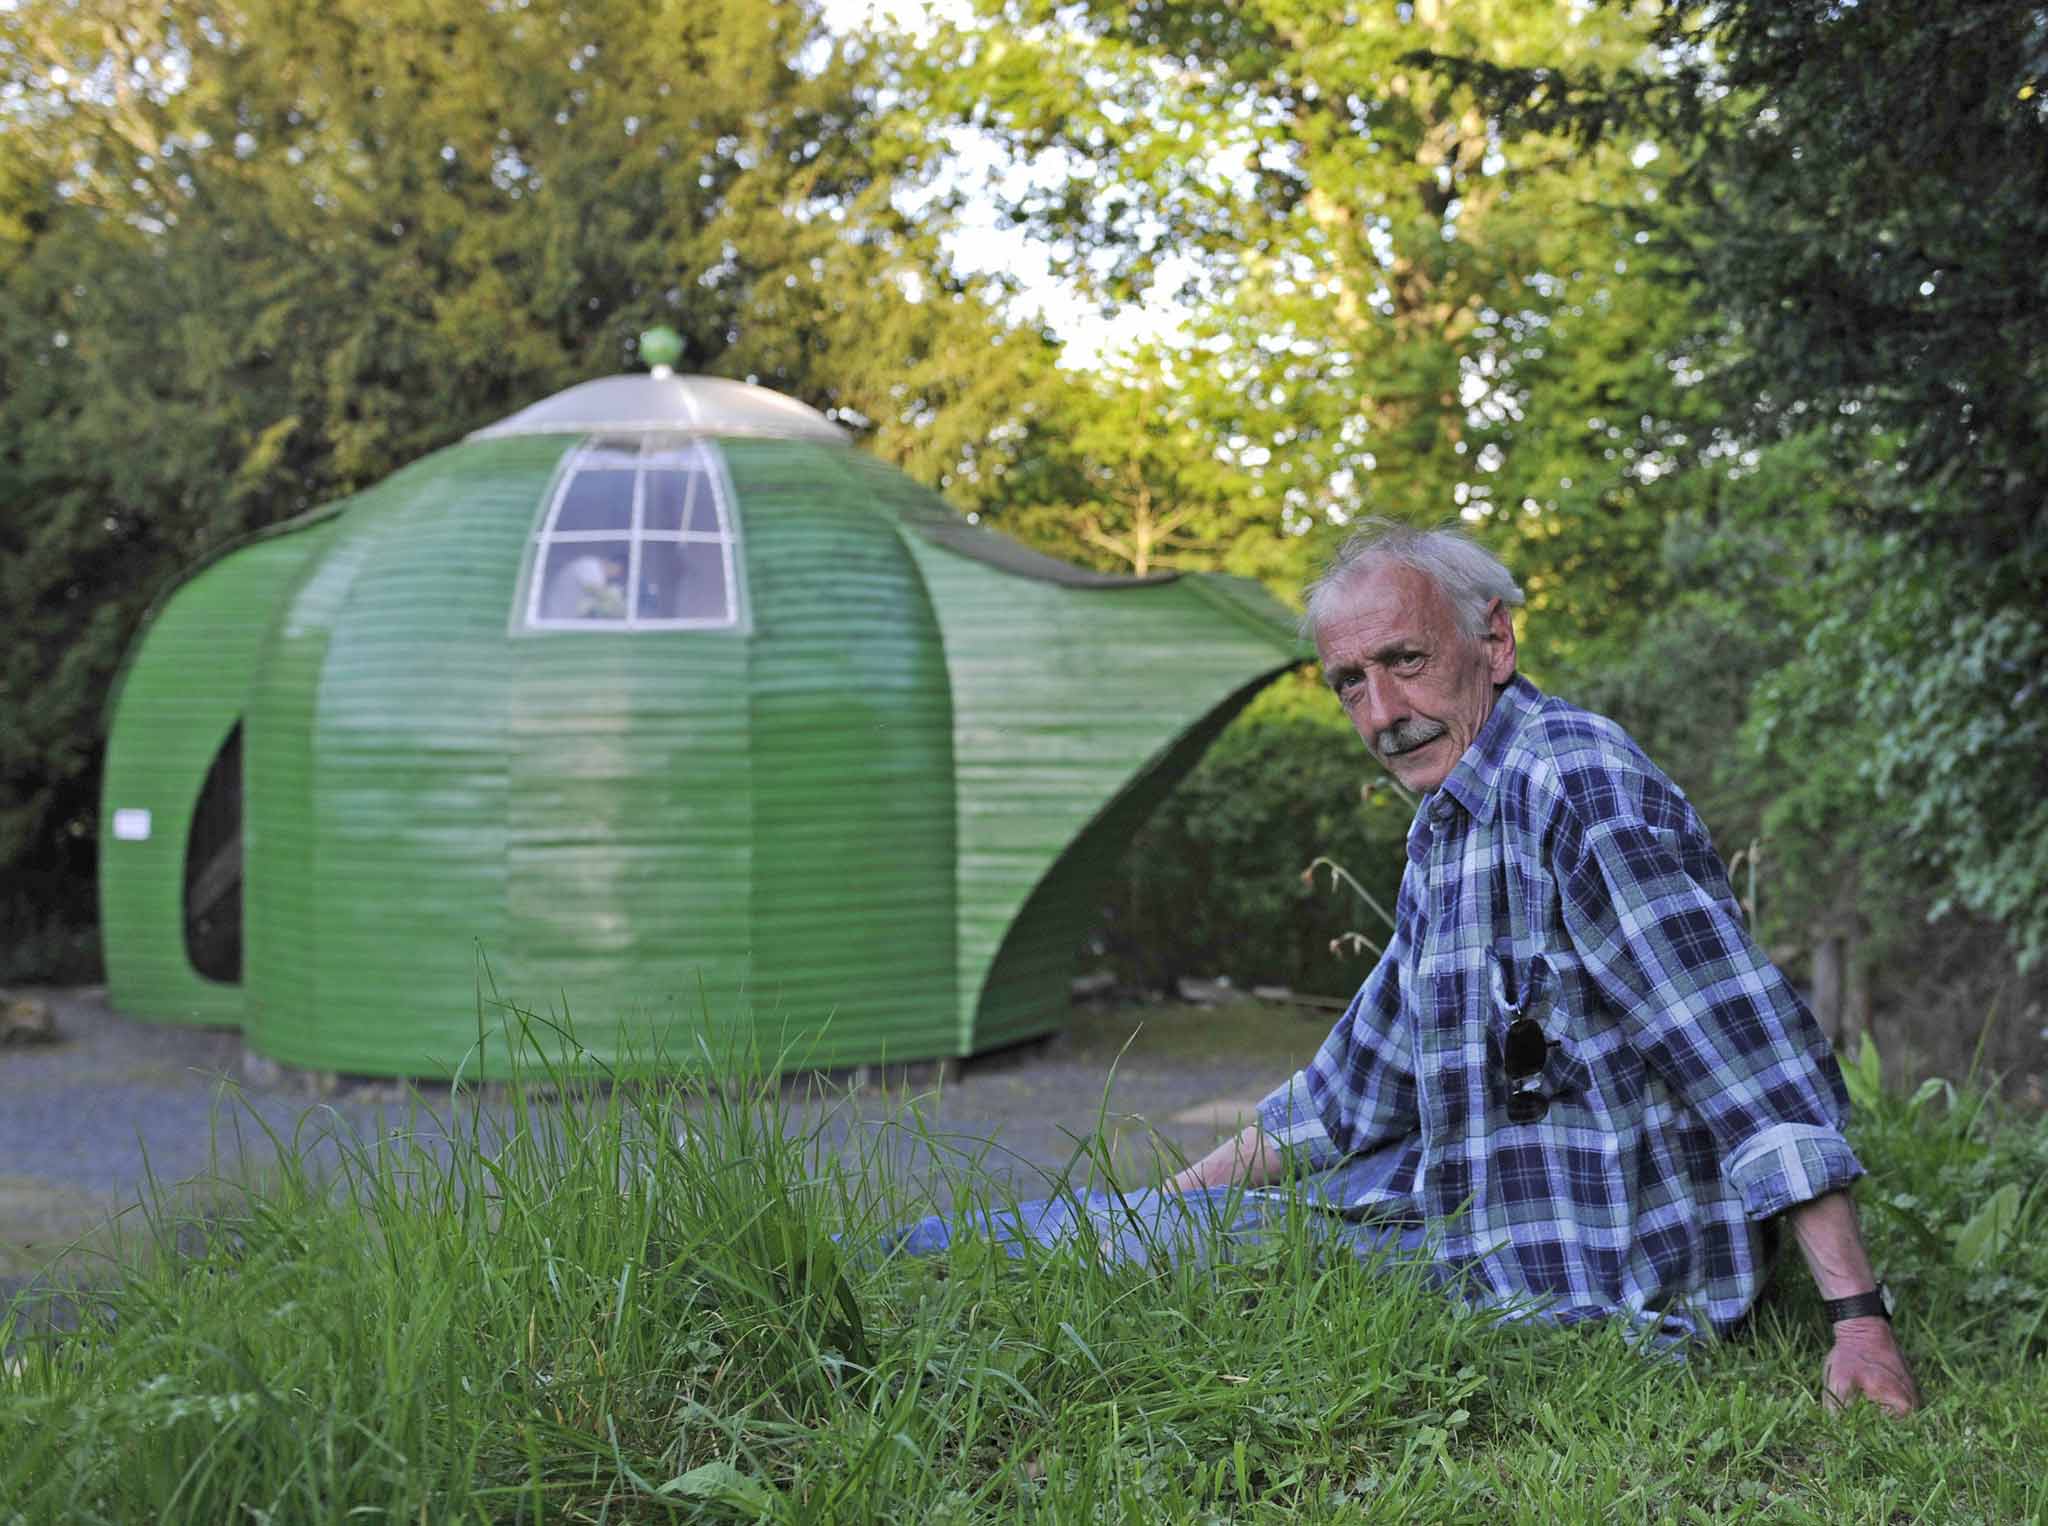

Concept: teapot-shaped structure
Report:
left=99, top=373, right=1307, bottom=1077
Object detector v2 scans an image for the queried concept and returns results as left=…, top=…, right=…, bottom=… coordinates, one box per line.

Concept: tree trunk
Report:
left=1812, top=932, right=1846, bottom=1047
left=1842, top=936, right=1872, bottom=1057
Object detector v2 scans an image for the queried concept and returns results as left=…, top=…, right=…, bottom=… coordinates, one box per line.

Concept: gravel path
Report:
left=1, top=989, right=403, bottom=1288
left=1, top=985, right=1329, bottom=1306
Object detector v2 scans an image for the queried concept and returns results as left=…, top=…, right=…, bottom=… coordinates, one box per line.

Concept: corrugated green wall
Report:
left=241, top=434, right=967, bottom=1077
left=247, top=438, right=559, bottom=1073
left=99, top=520, right=341, bottom=1025
left=731, top=442, right=957, bottom=1069
left=891, top=520, right=1305, bottom=1051
left=244, top=500, right=381, bottom=1060
left=973, top=675, right=1275, bottom=1048
left=107, top=422, right=1306, bottom=1077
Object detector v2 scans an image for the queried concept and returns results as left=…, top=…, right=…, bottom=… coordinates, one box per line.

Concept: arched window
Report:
left=525, top=436, right=741, bottom=630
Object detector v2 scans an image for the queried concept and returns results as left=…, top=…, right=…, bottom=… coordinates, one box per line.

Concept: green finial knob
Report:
left=639, top=325, right=683, bottom=374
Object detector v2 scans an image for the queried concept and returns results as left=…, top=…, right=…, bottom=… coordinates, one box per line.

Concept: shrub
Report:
left=1092, top=674, right=1410, bottom=998
left=0, top=875, right=103, bottom=986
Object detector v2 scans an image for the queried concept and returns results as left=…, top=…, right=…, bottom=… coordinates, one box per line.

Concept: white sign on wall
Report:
left=111, top=808, right=153, bottom=842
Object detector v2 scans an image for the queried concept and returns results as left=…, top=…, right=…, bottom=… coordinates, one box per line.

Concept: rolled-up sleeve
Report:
left=1256, top=1068, right=1343, bottom=1170
left=1257, top=877, right=1421, bottom=1174
left=1722, top=1123, right=1866, bottom=1221
left=1559, top=798, right=1864, bottom=1221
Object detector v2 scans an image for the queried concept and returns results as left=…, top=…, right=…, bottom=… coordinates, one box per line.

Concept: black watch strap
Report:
left=1822, top=1287, right=1891, bottom=1324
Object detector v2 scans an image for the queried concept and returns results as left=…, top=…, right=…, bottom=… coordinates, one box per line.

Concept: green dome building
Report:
left=98, top=368, right=1306, bottom=1078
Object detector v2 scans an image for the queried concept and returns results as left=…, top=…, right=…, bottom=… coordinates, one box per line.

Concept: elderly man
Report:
left=1160, top=520, right=1917, bottom=1413
left=896, top=520, right=1916, bottom=1413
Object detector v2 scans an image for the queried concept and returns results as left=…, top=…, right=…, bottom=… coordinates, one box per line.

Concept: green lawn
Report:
left=3, top=1014, right=2043, bottom=1523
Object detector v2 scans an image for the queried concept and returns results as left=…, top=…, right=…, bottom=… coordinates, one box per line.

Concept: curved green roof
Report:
left=100, top=377, right=1308, bottom=1078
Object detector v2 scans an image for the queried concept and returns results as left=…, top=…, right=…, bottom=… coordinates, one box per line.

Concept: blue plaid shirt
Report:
left=1257, top=676, right=1861, bottom=1340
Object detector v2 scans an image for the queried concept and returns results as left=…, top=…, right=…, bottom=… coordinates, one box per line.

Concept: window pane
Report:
left=635, top=539, right=731, bottom=623
left=686, top=480, right=723, bottom=533
left=643, top=467, right=708, bottom=533
left=538, top=541, right=630, bottom=620
left=555, top=470, right=635, bottom=532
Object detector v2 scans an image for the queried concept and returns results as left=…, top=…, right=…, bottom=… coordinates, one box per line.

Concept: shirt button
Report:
left=1431, top=799, right=1456, bottom=825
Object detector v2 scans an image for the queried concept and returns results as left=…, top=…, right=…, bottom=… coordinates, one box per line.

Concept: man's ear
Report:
left=1483, top=598, right=1517, bottom=683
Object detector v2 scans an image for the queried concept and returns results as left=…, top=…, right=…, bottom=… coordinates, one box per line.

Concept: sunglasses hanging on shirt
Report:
left=1492, top=950, right=1556, bottom=1124
left=1502, top=1015, right=1553, bottom=1123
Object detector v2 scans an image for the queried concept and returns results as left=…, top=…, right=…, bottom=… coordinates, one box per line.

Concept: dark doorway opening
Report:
left=183, top=722, right=243, bottom=983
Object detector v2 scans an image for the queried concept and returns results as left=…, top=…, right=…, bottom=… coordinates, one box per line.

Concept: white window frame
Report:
left=523, top=435, right=743, bottom=632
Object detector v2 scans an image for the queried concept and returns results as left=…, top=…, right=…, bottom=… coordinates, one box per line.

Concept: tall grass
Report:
left=3, top=1009, right=2045, bottom=1523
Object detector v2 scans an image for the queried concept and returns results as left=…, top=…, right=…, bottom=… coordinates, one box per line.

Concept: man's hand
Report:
left=1823, top=1315, right=1921, bottom=1416
left=1783, top=1189, right=1922, bottom=1417
left=1164, top=1121, right=1284, bottom=1195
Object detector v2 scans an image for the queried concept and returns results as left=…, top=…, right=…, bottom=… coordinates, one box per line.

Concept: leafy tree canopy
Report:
left=0, top=0, right=1058, bottom=918
left=1434, top=0, right=2048, bottom=966
left=909, top=0, right=1718, bottom=651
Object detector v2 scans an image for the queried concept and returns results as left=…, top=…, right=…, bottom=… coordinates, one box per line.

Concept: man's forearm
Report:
left=1784, top=1188, right=1882, bottom=1298
left=1164, top=1121, right=1286, bottom=1194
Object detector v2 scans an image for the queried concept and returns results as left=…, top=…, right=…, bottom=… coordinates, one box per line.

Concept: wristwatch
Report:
left=1821, top=1285, right=1893, bottom=1324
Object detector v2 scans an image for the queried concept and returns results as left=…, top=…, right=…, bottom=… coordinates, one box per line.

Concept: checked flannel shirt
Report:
left=1256, top=675, right=1862, bottom=1340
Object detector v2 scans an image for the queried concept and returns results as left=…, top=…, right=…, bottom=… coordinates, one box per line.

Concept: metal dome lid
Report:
left=467, top=372, right=851, bottom=445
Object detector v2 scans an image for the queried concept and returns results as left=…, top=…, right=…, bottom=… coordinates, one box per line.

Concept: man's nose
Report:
left=1361, top=669, right=1407, bottom=736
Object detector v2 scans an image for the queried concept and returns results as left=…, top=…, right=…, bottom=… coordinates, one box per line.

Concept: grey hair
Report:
left=1301, top=518, right=1524, bottom=640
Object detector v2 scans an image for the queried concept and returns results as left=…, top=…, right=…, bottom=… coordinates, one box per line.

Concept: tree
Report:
left=911, top=0, right=1712, bottom=622
left=892, top=1, right=1773, bottom=986
left=0, top=0, right=1041, bottom=964
left=1437, top=0, right=2048, bottom=967
left=978, top=352, right=1261, bottom=577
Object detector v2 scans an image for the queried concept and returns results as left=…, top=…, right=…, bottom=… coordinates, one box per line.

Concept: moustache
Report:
left=1375, top=720, right=1448, bottom=759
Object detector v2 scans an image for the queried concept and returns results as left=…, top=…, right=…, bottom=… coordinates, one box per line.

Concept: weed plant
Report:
left=2, top=1011, right=2044, bottom=1523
